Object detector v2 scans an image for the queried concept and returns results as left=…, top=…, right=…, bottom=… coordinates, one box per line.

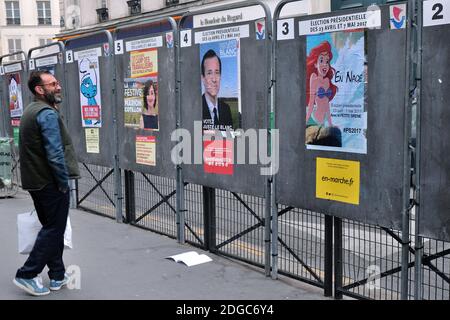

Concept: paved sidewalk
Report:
left=0, top=191, right=329, bottom=300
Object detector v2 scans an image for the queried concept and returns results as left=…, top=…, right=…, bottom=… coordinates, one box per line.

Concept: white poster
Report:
left=78, top=50, right=102, bottom=127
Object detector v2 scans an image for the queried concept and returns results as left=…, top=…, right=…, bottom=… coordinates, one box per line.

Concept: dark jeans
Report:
left=16, top=183, right=70, bottom=281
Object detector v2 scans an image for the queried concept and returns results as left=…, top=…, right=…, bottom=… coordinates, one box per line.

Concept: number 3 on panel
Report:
left=277, top=19, right=294, bottom=40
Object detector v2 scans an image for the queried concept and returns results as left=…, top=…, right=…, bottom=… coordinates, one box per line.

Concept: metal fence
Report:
left=76, top=163, right=120, bottom=219
left=2, top=0, right=450, bottom=300
left=75, top=161, right=450, bottom=300
left=130, top=172, right=178, bottom=238
left=277, top=207, right=327, bottom=289
left=0, top=138, right=19, bottom=198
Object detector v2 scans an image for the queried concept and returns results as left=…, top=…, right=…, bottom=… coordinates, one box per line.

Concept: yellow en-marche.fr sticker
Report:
left=316, top=157, right=360, bottom=205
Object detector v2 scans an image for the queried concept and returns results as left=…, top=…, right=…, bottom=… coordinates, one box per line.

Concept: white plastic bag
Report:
left=17, top=210, right=73, bottom=254
left=64, top=216, right=73, bottom=250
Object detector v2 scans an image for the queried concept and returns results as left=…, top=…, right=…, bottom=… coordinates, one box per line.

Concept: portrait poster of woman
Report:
left=305, top=31, right=367, bottom=154
left=140, top=79, right=159, bottom=131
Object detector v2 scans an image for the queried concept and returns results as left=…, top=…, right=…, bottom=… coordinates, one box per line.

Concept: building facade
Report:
left=58, top=0, right=332, bottom=35
left=0, top=0, right=61, bottom=60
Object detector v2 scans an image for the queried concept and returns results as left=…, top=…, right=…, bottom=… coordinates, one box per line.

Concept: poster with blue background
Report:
left=200, top=39, right=241, bottom=132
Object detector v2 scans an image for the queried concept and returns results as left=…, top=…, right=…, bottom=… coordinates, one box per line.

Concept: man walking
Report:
left=13, top=70, right=80, bottom=296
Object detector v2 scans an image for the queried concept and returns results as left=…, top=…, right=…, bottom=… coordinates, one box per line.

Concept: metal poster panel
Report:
left=115, top=19, right=176, bottom=178
left=275, top=4, right=408, bottom=229
left=180, top=6, right=269, bottom=197
left=64, top=32, right=115, bottom=167
left=419, top=6, right=450, bottom=241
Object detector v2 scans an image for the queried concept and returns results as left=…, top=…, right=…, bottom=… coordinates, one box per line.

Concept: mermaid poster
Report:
left=305, top=31, right=366, bottom=154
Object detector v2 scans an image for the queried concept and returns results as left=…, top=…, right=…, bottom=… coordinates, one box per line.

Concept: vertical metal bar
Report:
left=114, top=147, right=122, bottom=222
left=203, top=186, right=216, bottom=252
left=265, top=0, right=274, bottom=278
left=413, top=0, right=423, bottom=301
left=271, top=184, right=278, bottom=280
left=269, top=0, right=281, bottom=282
left=75, top=178, right=79, bottom=207
left=265, top=181, right=271, bottom=277
left=173, top=16, right=185, bottom=244
left=102, top=30, right=122, bottom=223
left=0, top=75, right=6, bottom=137
left=69, top=179, right=77, bottom=209
left=210, top=188, right=216, bottom=252
left=0, top=62, right=4, bottom=138
left=415, top=237, right=423, bottom=300
left=324, top=214, right=333, bottom=297
left=124, top=170, right=135, bottom=223
left=400, top=0, right=415, bottom=300
left=177, top=171, right=185, bottom=244
left=334, top=217, right=343, bottom=300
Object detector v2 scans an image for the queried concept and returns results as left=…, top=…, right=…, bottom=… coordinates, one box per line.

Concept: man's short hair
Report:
left=28, top=70, right=53, bottom=95
left=201, top=49, right=221, bottom=76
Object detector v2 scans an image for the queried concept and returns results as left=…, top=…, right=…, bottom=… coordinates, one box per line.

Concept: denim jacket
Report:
left=36, top=108, right=69, bottom=190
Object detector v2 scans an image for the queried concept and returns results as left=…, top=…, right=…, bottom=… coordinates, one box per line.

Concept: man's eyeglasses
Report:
left=38, top=81, right=60, bottom=88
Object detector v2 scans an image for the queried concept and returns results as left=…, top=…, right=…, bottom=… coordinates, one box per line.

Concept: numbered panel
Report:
left=114, top=20, right=177, bottom=178
left=423, top=0, right=450, bottom=26
left=275, top=4, right=409, bottom=229
left=179, top=6, right=270, bottom=197
left=64, top=33, right=116, bottom=167
left=419, top=0, right=450, bottom=241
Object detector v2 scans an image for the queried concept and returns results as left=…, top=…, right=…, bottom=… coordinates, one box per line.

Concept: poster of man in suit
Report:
left=200, top=39, right=241, bottom=133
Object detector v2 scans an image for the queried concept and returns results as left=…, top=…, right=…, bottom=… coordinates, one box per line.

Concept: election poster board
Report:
left=197, top=26, right=247, bottom=176
left=179, top=6, right=270, bottom=197
left=275, top=4, right=408, bottom=229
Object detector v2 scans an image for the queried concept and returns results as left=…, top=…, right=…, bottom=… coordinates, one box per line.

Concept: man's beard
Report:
left=43, top=91, right=62, bottom=105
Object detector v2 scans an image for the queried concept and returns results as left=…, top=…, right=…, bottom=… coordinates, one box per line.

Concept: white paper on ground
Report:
left=166, top=251, right=212, bottom=267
